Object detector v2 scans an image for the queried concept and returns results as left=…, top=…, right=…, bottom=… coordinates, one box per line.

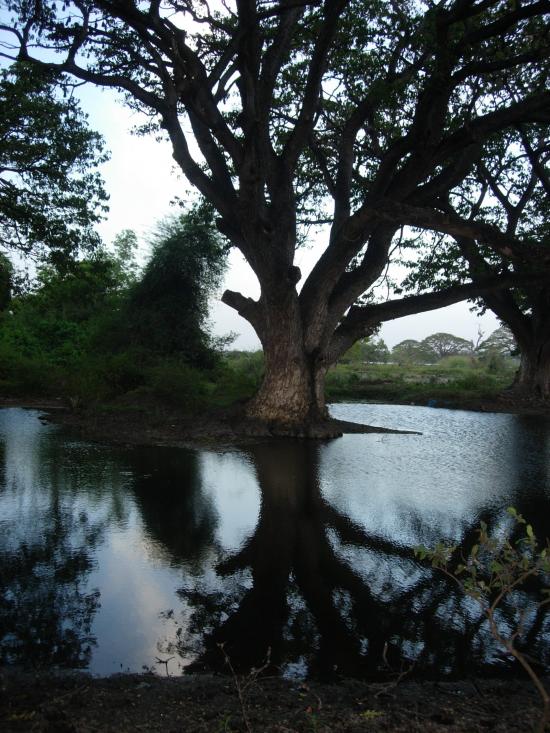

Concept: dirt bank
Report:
left=6, top=398, right=415, bottom=449
left=2, top=390, right=549, bottom=451
left=1, top=669, right=547, bottom=733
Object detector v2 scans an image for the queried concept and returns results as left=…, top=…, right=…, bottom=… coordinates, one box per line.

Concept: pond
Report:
left=1, top=405, right=549, bottom=679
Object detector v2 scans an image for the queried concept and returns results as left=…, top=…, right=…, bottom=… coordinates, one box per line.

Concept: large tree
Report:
left=422, top=332, right=473, bottom=360
left=403, top=122, right=550, bottom=398
left=0, top=61, right=108, bottom=268
left=4, top=1, right=549, bottom=432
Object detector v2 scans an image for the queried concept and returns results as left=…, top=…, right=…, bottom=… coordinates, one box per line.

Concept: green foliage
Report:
left=0, top=205, right=231, bottom=409
left=125, top=204, right=227, bottom=367
left=473, top=326, right=519, bottom=374
left=325, top=358, right=515, bottom=404
left=0, top=254, right=13, bottom=310
left=415, top=511, right=550, bottom=733
left=0, top=62, right=108, bottom=265
left=144, top=360, right=213, bottom=411
left=437, top=355, right=474, bottom=369
left=391, top=339, right=437, bottom=365
left=214, top=351, right=264, bottom=406
left=0, top=249, right=127, bottom=398
left=111, top=229, right=139, bottom=285
left=421, top=332, right=473, bottom=360
left=362, top=337, right=390, bottom=364
left=415, top=509, right=550, bottom=601
left=341, top=337, right=389, bottom=364
left=477, top=326, right=518, bottom=361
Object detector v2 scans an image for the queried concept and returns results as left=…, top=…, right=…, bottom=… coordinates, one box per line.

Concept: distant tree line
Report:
left=342, top=326, right=517, bottom=370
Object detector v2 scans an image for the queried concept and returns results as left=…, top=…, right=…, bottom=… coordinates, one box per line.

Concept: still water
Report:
left=1, top=405, right=549, bottom=679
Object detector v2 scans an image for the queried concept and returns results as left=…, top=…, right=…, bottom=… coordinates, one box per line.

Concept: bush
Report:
left=145, top=361, right=213, bottom=412
left=438, top=355, right=477, bottom=370
left=415, top=509, right=550, bottom=733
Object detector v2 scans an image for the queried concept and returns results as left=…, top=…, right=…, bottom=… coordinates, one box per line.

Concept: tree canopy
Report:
left=343, top=336, right=390, bottom=364
left=402, top=117, right=550, bottom=396
left=422, top=332, right=473, bottom=360
left=3, top=0, right=549, bottom=429
left=476, top=326, right=517, bottom=359
left=0, top=62, right=108, bottom=267
left=391, top=339, right=438, bottom=366
left=126, top=204, right=228, bottom=366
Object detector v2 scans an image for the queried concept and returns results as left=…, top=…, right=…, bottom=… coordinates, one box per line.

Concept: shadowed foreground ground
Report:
left=0, top=671, right=547, bottom=733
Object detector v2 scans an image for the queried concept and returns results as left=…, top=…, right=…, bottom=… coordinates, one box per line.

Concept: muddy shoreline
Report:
left=1, top=669, right=548, bottom=733
left=1, top=391, right=549, bottom=451
left=1, top=396, right=419, bottom=449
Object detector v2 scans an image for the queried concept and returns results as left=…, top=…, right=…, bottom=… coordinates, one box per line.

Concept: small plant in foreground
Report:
left=218, top=644, right=272, bottom=733
left=415, top=508, right=550, bottom=733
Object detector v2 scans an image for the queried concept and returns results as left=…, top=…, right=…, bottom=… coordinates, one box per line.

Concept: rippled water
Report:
left=1, top=405, right=549, bottom=679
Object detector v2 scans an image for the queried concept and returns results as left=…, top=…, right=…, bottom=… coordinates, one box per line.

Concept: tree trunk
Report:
left=242, top=294, right=331, bottom=434
left=474, top=286, right=550, bottom=402
left=514, top=342, right=550, bottom=399
left=245, top=339, right=329, bottom=430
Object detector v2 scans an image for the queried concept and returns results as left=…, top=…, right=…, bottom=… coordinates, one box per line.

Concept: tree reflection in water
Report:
left=165, top=441, right=549, bottom=680
left=0, top=410, right=110, bottom=670
left=0, top=506, right=101, bottom=669
left=1, top=409, right=548, bottom=678
left=129, top=447, right=218, bottom=569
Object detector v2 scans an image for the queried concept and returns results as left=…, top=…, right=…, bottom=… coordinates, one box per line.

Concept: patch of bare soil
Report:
left=32, top=398, right=416, bottom=450
left=462, top=395, right=550, bottom=417
left=0, top=670, right=547, bottom=733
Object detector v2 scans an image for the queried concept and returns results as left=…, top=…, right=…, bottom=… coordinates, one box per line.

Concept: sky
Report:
left=80, top=85, right=500, bottom=351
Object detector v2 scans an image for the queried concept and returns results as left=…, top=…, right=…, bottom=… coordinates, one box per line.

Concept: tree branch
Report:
left=434, top=93, right=550, bottom=165
left=369, top=199, right=544, bottom=263
left=282, top=0, right=348, bottom=168
left=328, top=271, right=550, bottom=361
left=221, top=289, right=265, bottom=335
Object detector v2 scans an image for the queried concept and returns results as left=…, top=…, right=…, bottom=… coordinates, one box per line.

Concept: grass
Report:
left=325, top=360, right=517, bottom=406
left=0, top=340, right=518, bottom=413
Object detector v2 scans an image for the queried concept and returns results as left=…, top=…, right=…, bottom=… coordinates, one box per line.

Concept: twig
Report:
left=217, top=643, right=272, bottom=733
left=374, top=642, right=414, bottom=698
left=155, top=656, right=174, bottom=677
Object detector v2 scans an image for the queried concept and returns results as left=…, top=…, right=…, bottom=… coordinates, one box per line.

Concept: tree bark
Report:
left=455, top=238, right=550, bottom=403
left=243, top=295, right=328, bottom=428
left=514, top=341, right=550, bottom=399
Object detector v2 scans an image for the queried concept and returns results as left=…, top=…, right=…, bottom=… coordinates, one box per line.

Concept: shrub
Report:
left=145, top=361, right=213, bottom=412
left=415, top=509, right=550, bottom=733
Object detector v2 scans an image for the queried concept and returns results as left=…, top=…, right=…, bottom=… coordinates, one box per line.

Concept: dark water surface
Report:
left=1, top=405, right=549, bottom=679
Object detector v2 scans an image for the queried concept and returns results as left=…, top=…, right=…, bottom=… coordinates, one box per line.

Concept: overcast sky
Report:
left=80, top=85, right=500, bottom=351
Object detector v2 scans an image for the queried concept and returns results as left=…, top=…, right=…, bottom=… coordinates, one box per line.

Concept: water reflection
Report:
left=0, top=406, right=549, bottom=678
left=0, top=411, right=104, bottom=669
left=172, top=439, right=550, bottom=679
left=130, top=448, right=218, bottom=568
left=0, top=506, right=101, bottom=668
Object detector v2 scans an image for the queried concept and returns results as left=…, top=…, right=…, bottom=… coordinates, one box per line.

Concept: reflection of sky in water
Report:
left=90, top=523, right=185, bottom=675
left=199, top=451, right=260, bottom=552
left=327, top=404, right=550, bottom=546
left=1, top=406, right=550, bottom=677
